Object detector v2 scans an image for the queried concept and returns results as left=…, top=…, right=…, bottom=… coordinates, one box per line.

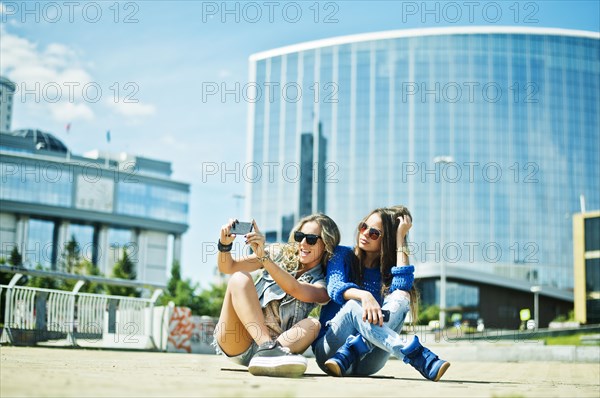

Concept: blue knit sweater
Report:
left=315, top=246, right=383, bottom=342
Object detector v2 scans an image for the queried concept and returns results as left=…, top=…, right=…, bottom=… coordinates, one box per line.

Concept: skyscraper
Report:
left=247, top=27, right=599, bottom=326
left=0, top=76, right=16, bottom=132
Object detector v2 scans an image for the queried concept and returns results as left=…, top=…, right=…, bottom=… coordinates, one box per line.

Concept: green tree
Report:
left=552, top=310, right=575, bottom=323
left=196, top=283, right=227, bottom=317
left=27, top=264, right=60, bottom=290
left=159, top=261, right=200, bottom=311
left=9, top=247, right=22, bottom=267
left=56, top=236, right=107, bottom=292
left=418, top=305, right=441, bottom=325
left=0, top=270, right=14, bottom=286
left=77, top=260, right=105, bottom=294
left=166, top=261, right=182, bottom=298
left=60, top=236, right=81, bottom=274
left=106, top=249, right=139, bottom=297
left=159, top=262, right=226, bottom=316
left=1, top=255, right=12, bottom=286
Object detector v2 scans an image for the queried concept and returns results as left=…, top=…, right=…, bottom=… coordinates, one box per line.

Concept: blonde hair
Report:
left=277, top=213, right=341, bottom=273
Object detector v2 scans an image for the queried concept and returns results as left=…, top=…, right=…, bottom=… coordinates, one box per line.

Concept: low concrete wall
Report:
left=427, top=341, right=600, bottom=363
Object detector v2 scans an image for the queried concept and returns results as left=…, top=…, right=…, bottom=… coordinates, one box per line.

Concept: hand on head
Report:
left=396, top=214, right=412, bottom=244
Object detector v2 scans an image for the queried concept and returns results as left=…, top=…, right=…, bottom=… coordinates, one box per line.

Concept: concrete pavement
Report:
left=1, top=346, right=599, bottom=397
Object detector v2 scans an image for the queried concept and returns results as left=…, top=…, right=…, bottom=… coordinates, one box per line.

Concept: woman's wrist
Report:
left=256, top=247, right=269, bottom=263
left=254, top=244, right=266, bottom=258
left=359, top=290, right=373, bottom=302
left=218, top=240, right=233, bottom=252
left=396, top=245, right=410, bottom=255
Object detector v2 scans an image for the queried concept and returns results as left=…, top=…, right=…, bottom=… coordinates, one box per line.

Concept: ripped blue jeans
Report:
left=313, top=290, right=410, bottom=376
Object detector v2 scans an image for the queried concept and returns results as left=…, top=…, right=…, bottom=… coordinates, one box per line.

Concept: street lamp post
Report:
left=531, top=285, right=541, bottom=329
left=434, top=155, right=454, bottom=330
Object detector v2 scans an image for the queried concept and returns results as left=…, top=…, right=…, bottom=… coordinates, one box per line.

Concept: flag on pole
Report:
left=65, top=123, right=71, bottom=134
left=106, top=130, right=111, bottom=143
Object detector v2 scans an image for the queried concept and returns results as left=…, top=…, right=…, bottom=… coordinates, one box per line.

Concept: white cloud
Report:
left=106, top=100, right=157, bottom=117
left=0, top=26, right=95, bottom=123
left=50, top=102, right=94, bottom=122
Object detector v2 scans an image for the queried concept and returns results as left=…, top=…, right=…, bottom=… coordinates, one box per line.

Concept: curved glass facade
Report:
left=248, top=28, right=600, bottom=290
left=117, top=183, right=189, bottom=224
left=0, top=136, right=189, bottom=283
left=0, top=158, right=189, bottom=225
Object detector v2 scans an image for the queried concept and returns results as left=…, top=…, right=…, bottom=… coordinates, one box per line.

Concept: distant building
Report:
left=0, top=76, right=16, bottom=132
left=0, top=76, right=189, bottom=285
left=573, top=211, right=600, bottom=324
left=247, top=27, right=599, bottom=328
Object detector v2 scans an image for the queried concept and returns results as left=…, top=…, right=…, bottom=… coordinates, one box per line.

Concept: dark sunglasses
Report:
left=294, top=231, right=322, bottom=245
left=358, top=222, right=383, bottom=240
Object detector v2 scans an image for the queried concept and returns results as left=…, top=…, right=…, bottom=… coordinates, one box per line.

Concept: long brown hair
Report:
left=351, top=207, right=396, bottom=285
left=387, top=205, right=420, bottom=327
left=351, top=206, right=419, bottom=327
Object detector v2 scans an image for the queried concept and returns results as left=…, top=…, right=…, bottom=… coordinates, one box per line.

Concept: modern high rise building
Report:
left=0, top=76, right=16, bottom=132
left=247, top=27, right=599, bottom=327
left=573, top=211, right=600, bottom=324
left=0, top=76, right=190, bottom=285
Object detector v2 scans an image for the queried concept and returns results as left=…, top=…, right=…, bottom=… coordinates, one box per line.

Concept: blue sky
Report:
left=1, top=0, right=599, bottom=288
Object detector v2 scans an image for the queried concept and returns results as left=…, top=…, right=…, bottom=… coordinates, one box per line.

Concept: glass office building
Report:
left=1, top=125, right=189, bottom=285
left=247, top=27, right=600, bottom=300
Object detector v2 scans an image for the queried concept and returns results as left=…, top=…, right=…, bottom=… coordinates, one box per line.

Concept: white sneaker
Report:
left=248, top=341, right=307, bottom=378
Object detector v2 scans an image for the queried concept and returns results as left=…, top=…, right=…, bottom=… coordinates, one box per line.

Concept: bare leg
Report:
left=214, top=272, right=273, bottom=356
left=277, top=318, right=321, bottom=354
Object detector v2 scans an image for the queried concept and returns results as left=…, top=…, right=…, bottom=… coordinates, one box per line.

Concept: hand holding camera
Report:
left=220, top=219, right=242, bottom=246
left=230, top=220, right=254, bottom=235
left=244, top=220, right=268, bottom=258
left=220, top=219, right=266, bottom=257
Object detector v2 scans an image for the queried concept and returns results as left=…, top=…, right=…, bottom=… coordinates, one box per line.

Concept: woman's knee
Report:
left=227, top=271, right=254, bottom=290
left=307, top=317, right=321, bottom=333
left=383, top=291, right=410, bottom=330
left=281, top=318, right=321, bottom=343
left=327, top=300, right=362, bottom=330
left=385, top=291, right=410, bottom=312
left=297, top=317, right=321, bottom=339
left=387, top=289, right=410, bottom=301
left=345, top=299, right=364, bottom=315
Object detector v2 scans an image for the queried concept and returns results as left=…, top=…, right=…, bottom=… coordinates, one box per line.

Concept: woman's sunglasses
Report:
left=358, top=222, right=383, bottom=240
left=294, top=231, right=322, bottom=245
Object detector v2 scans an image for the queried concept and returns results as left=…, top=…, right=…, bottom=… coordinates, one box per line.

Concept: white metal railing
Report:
left=115, top=297, right=149, bottom=336
left=46, top=289, right=75, bottom=334
left=9, top=287, right=37, bottom=329
left=0, top=274, right=162, bottom=349
left=76, top=294, right=107, bottom=334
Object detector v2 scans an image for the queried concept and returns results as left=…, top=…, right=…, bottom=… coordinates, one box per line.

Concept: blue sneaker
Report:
left=324, top=334, right=370, bottom=377
left=400, top=335, right=450, bottom=382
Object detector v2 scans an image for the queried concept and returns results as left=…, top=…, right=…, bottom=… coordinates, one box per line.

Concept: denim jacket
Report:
left=254, top=261, right=326, bottom=332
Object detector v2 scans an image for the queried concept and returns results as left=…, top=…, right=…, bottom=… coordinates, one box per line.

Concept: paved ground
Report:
left=1, top=346, right=599, bottom=397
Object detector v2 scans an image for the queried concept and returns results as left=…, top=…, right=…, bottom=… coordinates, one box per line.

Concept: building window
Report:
left=26, top=219, right=55, bottom=269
